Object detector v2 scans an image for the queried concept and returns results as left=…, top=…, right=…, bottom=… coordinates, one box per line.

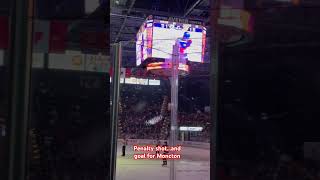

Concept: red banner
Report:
left=0, top=16, right=9, bottom=49
left=109, top=67, right=113, bottom=77
left=80, top=32, right=108, bottom=51
left=49, top=21, right=68, bottom=52
left=33, top=20, right=50, bottom=52
left=125, top=68, right=131, bottom=77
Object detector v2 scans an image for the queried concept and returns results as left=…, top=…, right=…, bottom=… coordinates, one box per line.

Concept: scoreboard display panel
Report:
left=136, top=16, right=206, bottom=66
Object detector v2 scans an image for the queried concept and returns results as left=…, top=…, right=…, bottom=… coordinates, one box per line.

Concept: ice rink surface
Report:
left=116, top=143, right=210, bottom=180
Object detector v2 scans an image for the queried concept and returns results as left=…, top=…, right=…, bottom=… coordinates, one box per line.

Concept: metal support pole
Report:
left=211, top=0, right=221, bottom=179
left=210, top=38, right=220, bottom=174
left=169, top=43, right=179, bottom=180
left=8, top=0, right=34, bottom=179
left=110, top=43, right=122, bottom=180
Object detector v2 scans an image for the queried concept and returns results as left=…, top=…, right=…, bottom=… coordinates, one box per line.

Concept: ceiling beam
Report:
left=114, top=0, right=137, bottom=43
left=183, top=0, right=204, bottom=18
left=110, top=13, right=145, bottom=20
left=111, top=6, right=183, bottom=17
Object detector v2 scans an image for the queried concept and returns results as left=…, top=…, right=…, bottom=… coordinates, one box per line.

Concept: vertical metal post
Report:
left=8, top=0, right=34, bottom=179
left=210, top=38, right=219, bottom=169
left=170, top=43, right=179, bottom=180
left=110, top=43, right=121, bottom=180
left=210, top=0, right=221, bottom=179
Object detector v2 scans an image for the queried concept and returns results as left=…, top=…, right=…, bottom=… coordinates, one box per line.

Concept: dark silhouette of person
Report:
left=162, top=141, right=168, bottom=166
left=122, top=138, right=127, bottom=156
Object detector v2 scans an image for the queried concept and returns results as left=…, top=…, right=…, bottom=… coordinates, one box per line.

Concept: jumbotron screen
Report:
left=136, top=17, right=206, bottom=66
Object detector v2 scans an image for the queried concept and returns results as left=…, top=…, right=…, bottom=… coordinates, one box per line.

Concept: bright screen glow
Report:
left=110, top=77, right=159, bottom=86
left=136, top=18, right=206, bottom=66
left=179, top=126, right=203, bottom=132
left=152, top=20, right=205, bottom=62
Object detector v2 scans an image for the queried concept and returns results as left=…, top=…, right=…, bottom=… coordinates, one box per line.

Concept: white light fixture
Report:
left=179, top=127, right=203, bottom=132
left=85, top=0, right=100, bottom=14
left=148, top=79, right=160, bottom=86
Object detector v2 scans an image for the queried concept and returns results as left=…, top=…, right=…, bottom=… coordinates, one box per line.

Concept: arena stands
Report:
left=118, top=83, right=211, bottom=142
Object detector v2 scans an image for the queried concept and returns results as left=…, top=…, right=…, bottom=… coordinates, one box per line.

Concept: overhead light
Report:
left=85, top=0, right=99, bottom=14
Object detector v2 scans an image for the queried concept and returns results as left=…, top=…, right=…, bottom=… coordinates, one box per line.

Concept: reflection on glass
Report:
left=0, top=5, right=10, bottom=180
left=115, top=32, right=210, bottom=180
left=28, top=1, right=109, bottom=179
left=215, top=1, right=320, bottom=180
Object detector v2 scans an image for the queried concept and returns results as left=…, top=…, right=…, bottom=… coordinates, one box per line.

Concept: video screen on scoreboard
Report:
left=152, top=20, right=206, bottom=62
left=136, top=22, right=146, bottom=66
left=136, top=18, right=206, bottom=66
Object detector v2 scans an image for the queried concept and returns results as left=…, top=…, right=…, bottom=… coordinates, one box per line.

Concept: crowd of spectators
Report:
left=179, top=111, right=211, bottom=141
left=218, top=152, right=320, bottom=180
left=119, top=85, right=211, bottom=142
left=119, top=111, right=211, bottom=141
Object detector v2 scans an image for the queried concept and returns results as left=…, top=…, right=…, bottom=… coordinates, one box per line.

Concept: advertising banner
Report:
left=85, top=54, right=110, bottom=72
left=49, top=21, right=68, bottom=53
left=32, top=53, right=45, bottom=68
left=33, top=20, right=50, bottom=53
left=48, top=53, right=85, bottom=71
left=80, top=32, right=108, bottom=52
left=0, top=16, right=8, bottom=49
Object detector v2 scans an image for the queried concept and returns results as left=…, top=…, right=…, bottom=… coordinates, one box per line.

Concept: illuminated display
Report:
left=109, top=77, right=159, bottom=86
left=179, top=127, right=203, bottom=132
left=137, top=78, right=148, bottom=85
left=125, top=77, right=137, bottom=84
left=146, top=62, right=189, bottom=72
left=136, top=17, right=206, bottom=66
left=148, top=79, right=161, bottom=85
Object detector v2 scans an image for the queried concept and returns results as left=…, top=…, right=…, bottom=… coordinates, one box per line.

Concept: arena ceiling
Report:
left=2, top=0, right=320, bottom=72
left=110, top=0, right=210, bottom=43
left=108, top=0, right=320, bottom=75
left=110, top=0, right=211, bottom=69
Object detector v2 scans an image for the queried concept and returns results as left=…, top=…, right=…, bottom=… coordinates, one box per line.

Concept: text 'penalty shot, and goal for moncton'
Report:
left=133, top=145, right=182, bottom=160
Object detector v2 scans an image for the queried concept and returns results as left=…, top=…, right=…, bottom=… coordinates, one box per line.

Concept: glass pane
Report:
left=111, top=1, right=211, bottom=179
left=0, top=0, right=11, bottom=179
left=28, top=0, right=110, bottom=179
left=215, top=1, right=320, bottom=179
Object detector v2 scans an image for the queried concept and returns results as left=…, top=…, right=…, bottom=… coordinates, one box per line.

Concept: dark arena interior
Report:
left=0, top=0, right=320, bottom=180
